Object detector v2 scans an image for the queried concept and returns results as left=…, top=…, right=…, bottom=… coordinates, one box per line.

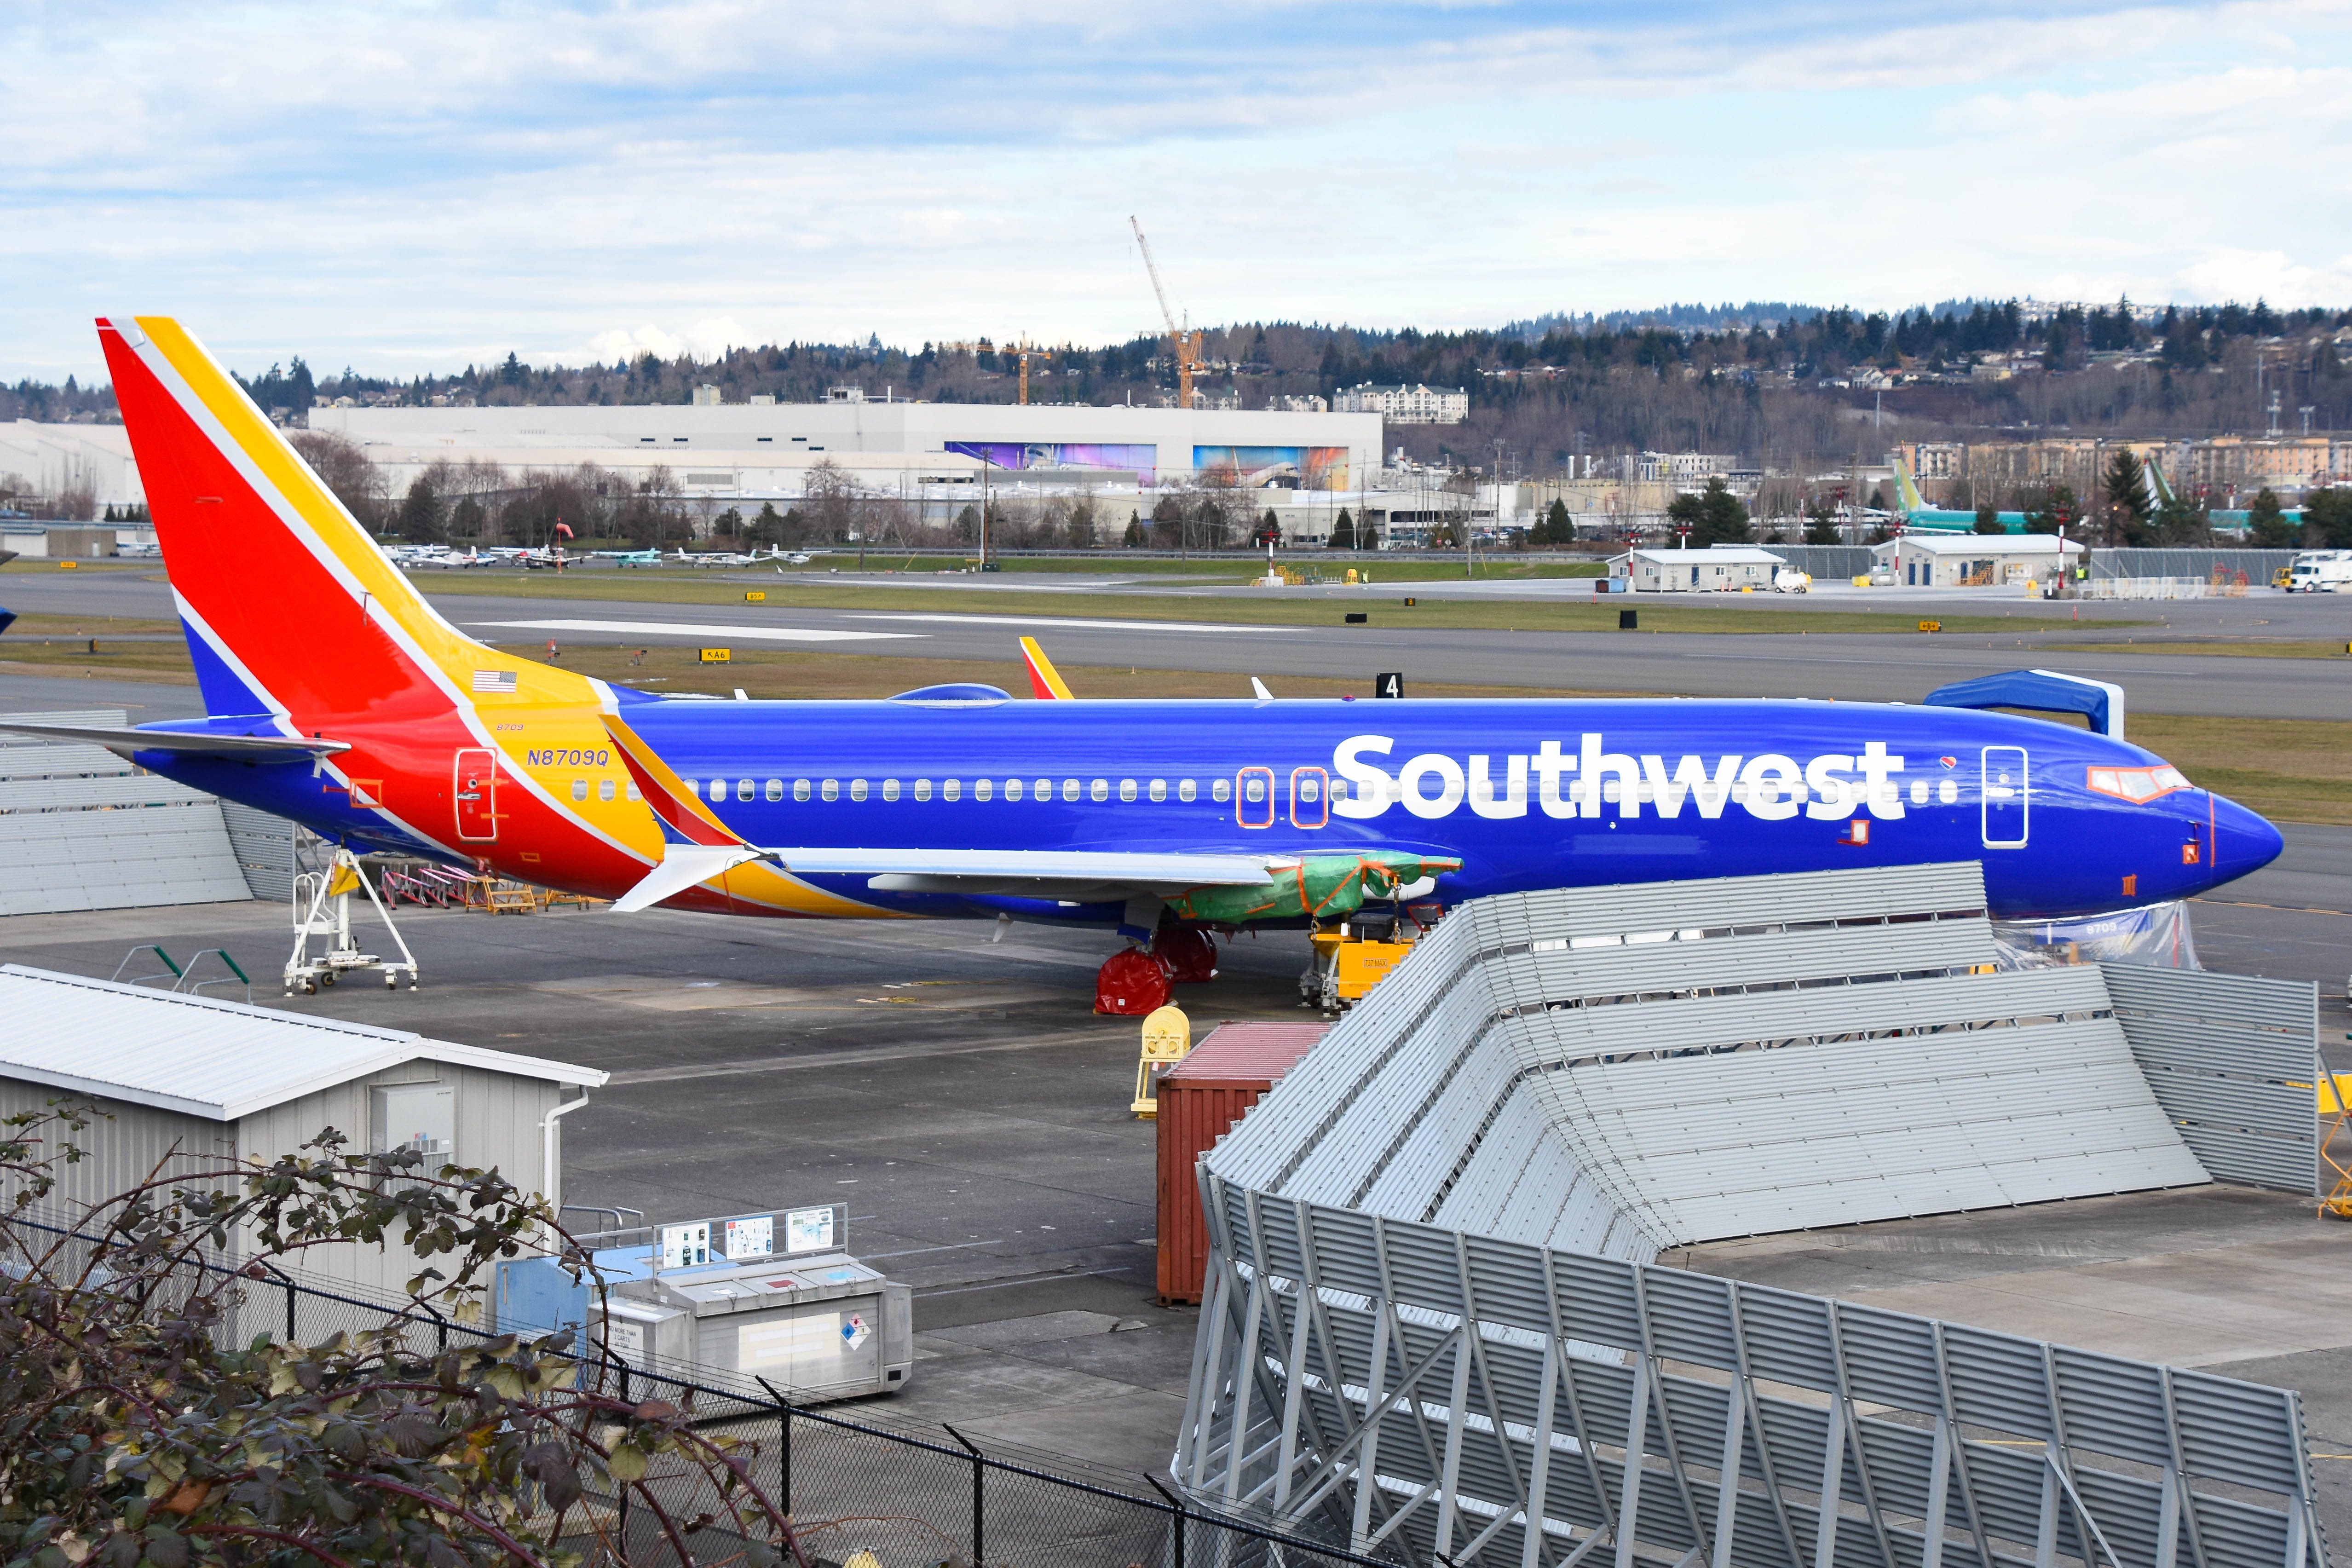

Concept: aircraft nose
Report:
left=2206, top=792, right=2284, bottom=880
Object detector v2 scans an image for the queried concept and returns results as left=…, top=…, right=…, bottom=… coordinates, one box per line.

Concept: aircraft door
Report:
left=455, top=748, right=499, bottom=842
left=1290, top=767, right=1329, bottom=829
left=1980, top=746, right=2028, bottom=847
left=1236, top=767, right=1275, bottom=829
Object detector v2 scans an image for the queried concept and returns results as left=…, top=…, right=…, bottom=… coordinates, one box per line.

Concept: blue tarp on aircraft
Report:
left=1924, top=668, right=2127, bottom=738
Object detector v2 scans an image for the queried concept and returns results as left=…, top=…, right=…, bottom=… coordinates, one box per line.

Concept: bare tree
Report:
left=287, top=430, right=387, bottom=529
left=801, top=457, right=857, bottom=542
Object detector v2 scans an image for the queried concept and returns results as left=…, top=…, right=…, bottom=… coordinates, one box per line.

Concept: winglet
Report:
left=1020, top=636, right=1075, bottom=700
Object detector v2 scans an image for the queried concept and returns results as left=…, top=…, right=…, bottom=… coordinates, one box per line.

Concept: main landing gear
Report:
left=1094, top=922, right=1222, bottom=1016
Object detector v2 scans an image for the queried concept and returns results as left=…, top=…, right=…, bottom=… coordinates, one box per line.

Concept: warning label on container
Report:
left=841, top=1313, right=870, bottom=1351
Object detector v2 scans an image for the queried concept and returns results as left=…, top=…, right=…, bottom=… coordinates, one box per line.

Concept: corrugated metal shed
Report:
left=0, top=965, right=607, bottom=1119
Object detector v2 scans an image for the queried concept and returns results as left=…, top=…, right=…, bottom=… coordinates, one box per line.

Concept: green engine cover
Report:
left=1164, top=851, right=1462, bottom=924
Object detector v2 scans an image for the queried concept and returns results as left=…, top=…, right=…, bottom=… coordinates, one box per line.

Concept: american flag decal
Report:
left=473, top=669, right=518, bottom=693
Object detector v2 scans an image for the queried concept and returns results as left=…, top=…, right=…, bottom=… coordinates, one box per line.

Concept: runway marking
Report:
left=843, top=611, right=1297, bottom=634
left=2192, top=898, right=2352, bottom=917
left=469, top=618, right=922, bottom=643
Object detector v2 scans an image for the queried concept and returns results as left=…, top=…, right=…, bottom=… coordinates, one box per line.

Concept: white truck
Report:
left=2288, top=550, right=2352, bottom=592
left=1773, top=568, right=1812, bottom=594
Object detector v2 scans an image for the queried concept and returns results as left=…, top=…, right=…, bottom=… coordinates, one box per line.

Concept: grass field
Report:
left=411, top=568, right=2062, bottom=636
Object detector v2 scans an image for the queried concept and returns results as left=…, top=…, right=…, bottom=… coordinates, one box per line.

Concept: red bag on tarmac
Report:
left=1094, top=947, right=1172, bottom=1015
left=1157, top=926, right=1219, bottom=984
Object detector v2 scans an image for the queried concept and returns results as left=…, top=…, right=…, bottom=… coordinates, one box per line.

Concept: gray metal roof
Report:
left=0, top=965, right=608, bottom=1121
left=1204, top=863, right=2205, bottom=1259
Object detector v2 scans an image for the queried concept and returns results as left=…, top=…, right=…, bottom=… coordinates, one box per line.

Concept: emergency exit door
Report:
left=1981, top=746, right=2028, bottom=847
left=455, top=748, right=499, bottom=842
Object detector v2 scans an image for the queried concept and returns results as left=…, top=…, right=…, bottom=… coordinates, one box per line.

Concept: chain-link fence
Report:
left=11, top=1218, right=1393, bottom=1568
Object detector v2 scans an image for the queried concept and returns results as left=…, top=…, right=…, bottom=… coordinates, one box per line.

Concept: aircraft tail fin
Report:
left=1892, top=455, right=1929, bottom=516
left=1020, top=636, right=1076, bottom=700
left=94, top=317, right=595, bottom=729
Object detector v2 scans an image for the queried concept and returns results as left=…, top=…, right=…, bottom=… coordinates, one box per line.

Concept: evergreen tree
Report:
left=1541, top=497, right=1573, bottom=545
left=1665, top=477, right=1750, bottom=546
left=2304, top=487, right=2352, bottom=549
left=1973, top=502, right=2004, bottom=535
left=2025, top=484, right=2079, bottom=536
left=396, top=475, right=445, bottom=543
left=1803, top=497, right=1840, bottom=545
left=2102, top=450, right=2150, bottom=542
left=1124, top=510, right=1144, bottom=547
left=2246, top=487, right=2298, bottom=548
left=1328, top=508, right=1356, bottom=549
left=2154, top=488, right=2208, bottom=546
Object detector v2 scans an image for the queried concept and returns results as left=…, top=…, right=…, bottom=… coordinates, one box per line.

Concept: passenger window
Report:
left=1035, top=778, right=1053, bottom=800
left=1213, top=779, right=1232, bottom=803
left=736, top=778, right=754, bottom=802
left=793, top=779, right=811, bottom=801
left=850, top=779, right=869, bottom=801
left=1091, top=779, right=1110, bottom=802
left=914, top=779, right=932, bottom=802
left=1004, top=779, right=1022, bottom=801
left=1909, top=781, right=1928, bottom=805
left=1296, top=777, right=1320, bottom=803
left=1243, top=777, right=1266, bottom=803
left=974, top=779, right=991, bottom=801
left=1062, top=779, right=1081, bottom=801
left=683, top=779, right=702, bottom=799
left=625, top=783, right=641, bottom=802
left=943, top=779, right=960, bottom=801
left=1938, top=780, right=1959, bottom=804
left=1149, top=779, right=1167, bottom=802
left=1178, top=780, right=1197, bottom=802
left=571, top=779, right=588, bottom=802
left=821, top=779, right=839, bottom=801
left=600, top=778, right=617, bottom=803
left=882, top=779, right=901, bottom=802
left=765, top=779, right=783, bottom=801
left=1118, top=780, right=1136, bottom=802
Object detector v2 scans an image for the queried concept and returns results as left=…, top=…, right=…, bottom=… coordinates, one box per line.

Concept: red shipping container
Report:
left=1155, top=1022, right=1328, bottom=1304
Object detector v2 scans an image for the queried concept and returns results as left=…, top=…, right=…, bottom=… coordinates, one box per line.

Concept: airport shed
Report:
left=1875, top=530, right=2084, bottom=587
left=0, top=965, right=606, bottom=1296
left=1607, top=545, right=1787, bottom=591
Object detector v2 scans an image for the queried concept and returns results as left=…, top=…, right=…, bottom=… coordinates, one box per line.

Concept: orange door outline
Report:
left=1236, top=766, right=1276, bottom=829
left=454, top=749, right=498, bottom=842
left=1290, top=766, right=1329, bottom=829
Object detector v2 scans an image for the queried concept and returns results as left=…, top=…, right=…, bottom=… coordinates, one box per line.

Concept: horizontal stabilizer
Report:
left=611, top=843, right=773, bottom=913
left=0, top=719, right=351, bottom=758
left=769, top=846, right=1296, bottom=886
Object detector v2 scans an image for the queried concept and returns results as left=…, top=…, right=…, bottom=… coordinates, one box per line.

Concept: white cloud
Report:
left=5, top=1, right=2352, bottom=379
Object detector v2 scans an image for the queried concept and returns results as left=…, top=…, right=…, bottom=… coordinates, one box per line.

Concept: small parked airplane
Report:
left=0, top=317, right=2283, bottom=1009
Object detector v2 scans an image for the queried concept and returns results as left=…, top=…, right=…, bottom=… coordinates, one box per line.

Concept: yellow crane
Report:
left=1130, top=216, right=1200, bottom=409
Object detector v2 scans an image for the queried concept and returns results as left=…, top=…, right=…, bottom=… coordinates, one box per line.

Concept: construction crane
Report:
left=1130, top=216, right=1201, bottom=409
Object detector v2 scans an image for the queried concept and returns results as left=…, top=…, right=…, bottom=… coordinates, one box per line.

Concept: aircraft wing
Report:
left=0, top=719, right=351, bottom=759
left=772, top=847, right=1297, bottom=896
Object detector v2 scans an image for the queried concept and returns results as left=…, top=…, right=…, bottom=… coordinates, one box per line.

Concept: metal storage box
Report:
left=623, top=1252, right=914, bottom=1401
left=1155, top=1022, right=1326, bottom=1303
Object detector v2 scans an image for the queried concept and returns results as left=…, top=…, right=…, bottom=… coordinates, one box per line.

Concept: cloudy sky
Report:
left=5, top=0, right=2349, bottom=382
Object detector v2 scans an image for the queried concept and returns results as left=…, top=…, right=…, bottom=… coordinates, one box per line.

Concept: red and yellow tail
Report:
left=98, top=317, right=596, bottom=724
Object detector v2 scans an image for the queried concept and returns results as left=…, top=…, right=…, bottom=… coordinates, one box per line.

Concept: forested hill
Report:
left=6, top=299, right=2345, bottom=470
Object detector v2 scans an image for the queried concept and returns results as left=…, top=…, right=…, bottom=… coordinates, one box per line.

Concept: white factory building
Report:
left=307, top=401, right=1383, bottom=508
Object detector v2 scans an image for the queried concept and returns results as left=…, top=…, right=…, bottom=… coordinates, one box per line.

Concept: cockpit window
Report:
left=2086, top=765, right=2192, bottom=803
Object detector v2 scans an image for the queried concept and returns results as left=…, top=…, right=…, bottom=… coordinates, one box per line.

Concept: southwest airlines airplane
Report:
left=4, top=318, right=2282, bottom=995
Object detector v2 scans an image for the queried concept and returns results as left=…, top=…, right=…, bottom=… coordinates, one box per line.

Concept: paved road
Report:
left=6, top=565, right=2346, bottom=716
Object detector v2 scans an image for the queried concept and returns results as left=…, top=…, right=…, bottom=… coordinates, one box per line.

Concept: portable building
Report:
left=0, top=964, right=607, bottom=1297
left=1607, top=546, right=1787, bottom=591
left=1875, top=531, right=2084, bottom=587
left=1155, top=1022, right=1326, bottom=1303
